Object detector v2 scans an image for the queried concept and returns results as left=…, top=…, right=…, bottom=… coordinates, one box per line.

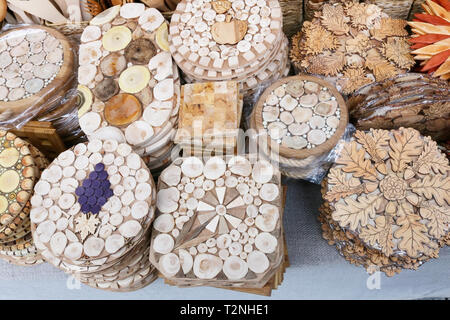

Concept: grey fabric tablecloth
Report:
left=1, top=179, right=449, bottom=300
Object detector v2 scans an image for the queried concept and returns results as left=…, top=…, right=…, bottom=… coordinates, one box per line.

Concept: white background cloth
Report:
left=1, top=179, right=449, bottom=299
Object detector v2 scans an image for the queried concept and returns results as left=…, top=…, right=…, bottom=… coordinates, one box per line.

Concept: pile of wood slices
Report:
left=0, top=130, right=49, bottom=266
left=250, top=75, right=348, bottom=180
left=319, top=127, right=450, bottom=276
left=290, top=2, right=415, bottom=95
left=348, top=73, right=450, bottom=142
left=77, top=3, right=180, bottom=173
left=169, top=0, right=290, bottom=98
left=30, top=139, right=157, bottom=291
left=150, top=156, right=284, bottom=287
left=175, top=81, right=242, bottom=155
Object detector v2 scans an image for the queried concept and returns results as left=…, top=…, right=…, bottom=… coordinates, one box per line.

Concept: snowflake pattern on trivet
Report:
left=150, top=156, right=283, bottom=283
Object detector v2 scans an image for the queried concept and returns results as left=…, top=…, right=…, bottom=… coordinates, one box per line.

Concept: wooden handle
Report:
left=0, top=0, right=6, bottom=22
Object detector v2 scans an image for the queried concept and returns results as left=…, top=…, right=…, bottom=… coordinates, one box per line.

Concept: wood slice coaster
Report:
left=290, top=2, right=415, bottom=95
left=150, top=155, right=284, bottom=288
left=320, top=128, right=450, bottom=275
left=77, top=4, right=181, bottom=152
left=0, top=26, right=74, bottom=117
left=169, top=0, right=283, bottom=74
left=251, top=75, right=348, bottom=160
left=348, top=73, right=450, bottom=142
left=30, top=139, right=158, bottom=290
left=175, top=81, right=242, bottom=149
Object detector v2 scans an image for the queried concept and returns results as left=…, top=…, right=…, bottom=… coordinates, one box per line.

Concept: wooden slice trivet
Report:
left=77, top=4, right=180, bottom=153
left=251, top=75, right=348, bottom=160
left=169, top=0, right=283, bottom=73
left=0, top=25, right=74, bottom=116
left=150, top=155, right=284, bottom=288
left=30, top=139, right=158, bottom=290
left=320, top=127, right=450, bottom=275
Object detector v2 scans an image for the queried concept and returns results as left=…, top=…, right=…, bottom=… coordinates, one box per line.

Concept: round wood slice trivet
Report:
left=30, top=138, right=158, bottom=291
left=77, top=4, right=180, bottom=153
left=290, top=2, right=415, bottom=95
left=251, top=75, right=348, bottom=160
left=169, top=0, right=283, bottom=74
left=320, top=127, right=450, bottom=275
left=150, top=155, right=284, bottom=288
left=0, top=26, right=74, bottom=116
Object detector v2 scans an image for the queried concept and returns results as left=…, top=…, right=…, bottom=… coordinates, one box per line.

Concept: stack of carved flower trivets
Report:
left=319, top=128, right=450, bottom=276
left=77, top=3, right=181, bottom=173
left=290, top=2, right=415, bottom=95
left=0, top=130, right=49, bottom=266
left=169, top=0, right=290, bottom=98
left=30, top=139, right=157, bottom=291
left=250, top=75, right=348, bottom=180
left=150, top=156, right=284, bottom=288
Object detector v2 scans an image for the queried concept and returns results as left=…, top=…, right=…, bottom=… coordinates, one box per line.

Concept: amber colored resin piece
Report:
left=104, top=93, right=142, bottom=126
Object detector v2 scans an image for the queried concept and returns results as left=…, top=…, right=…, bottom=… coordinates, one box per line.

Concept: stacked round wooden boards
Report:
left=250, top=75, right=348, bottom=179
left=169, top=0, right=290, bottom=98
left=30, top=139, right=157, bottom=291
left=77, top=3, right=181, bottom=173
left=0, top=130, right=48, bottom=266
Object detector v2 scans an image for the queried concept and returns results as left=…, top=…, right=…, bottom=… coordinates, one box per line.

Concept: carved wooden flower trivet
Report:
left=290, top=2, right=415, bottom=94
left=150, top=156, right=284, bottom=287
left=321, top=127, right=450, bottom=274
left=348, top=73, right=450, bottom=142
left=77, top=4, right=180, bottom=162
left=30, top=139, right=158, bottom=291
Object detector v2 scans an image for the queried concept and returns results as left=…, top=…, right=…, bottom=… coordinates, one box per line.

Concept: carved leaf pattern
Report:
left=411, top=175, right=450, bottom=206
left=370, top=18, right=409, bottom=41
left=325, top=168, right=363, bottom=202
left=320, top=4, right=350, bottom=35
left=420, top=205, right=450, bottom=238
left=389, top=128, right=423, bottom=173
left=394, top=214, right=430, bottom=257
left=333, top=194, right=384, bottom=231
left=336, top=140, right=378, bottom=181
left=414, top=138, right=450, bottom=175
left=359, top=216, right=394, bottom=256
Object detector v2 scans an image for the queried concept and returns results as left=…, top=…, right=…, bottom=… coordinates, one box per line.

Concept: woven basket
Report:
left=409, top=0, right=426, bottom=19
left=45, top=21, right=88, bottom=36
left=280, top=0, right=303, bottom=37
left=364, top=0, right=414, bottom=19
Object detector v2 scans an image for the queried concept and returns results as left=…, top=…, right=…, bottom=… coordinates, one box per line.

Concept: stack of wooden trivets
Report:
left=169, top=0, right=290, bottom=98
left=0, top=130, right=49, bottom=266
left=0, top=25, right=76, bottom=128
left=174, top=81, right=243, bottom=155
left=250, top=75, right=348, bottom=179
left=319, top=127, right=450, bottom=276
left=348, top=73, right=450, bottom=142
left=30, top=139, right=158, bottom=291
left=290, top=2, right=415, bottom=95
left=76, top=4, right=181, bottom=172
left=150, top=155, right=284, bottom=288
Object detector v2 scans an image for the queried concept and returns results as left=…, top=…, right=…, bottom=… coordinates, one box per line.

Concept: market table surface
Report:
left=1, top=179, right=449, bottom=300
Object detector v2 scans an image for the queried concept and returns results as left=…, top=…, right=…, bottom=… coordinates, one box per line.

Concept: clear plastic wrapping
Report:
left=0, top=24, right=77, bottom=130
left=348, top=73, right=450, bottom=142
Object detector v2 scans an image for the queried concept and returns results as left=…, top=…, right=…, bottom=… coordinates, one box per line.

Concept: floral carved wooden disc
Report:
left=30, top=139, right=156, bottom=271
left=290, top=2, right=415, bottom=94
left=324, top=128, right=450, bottom=260
left=0, top=131, right=37, bottom=231
left=77, top=4, right=180, bottom=148
left=150, top=156, right=284, bottom=287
